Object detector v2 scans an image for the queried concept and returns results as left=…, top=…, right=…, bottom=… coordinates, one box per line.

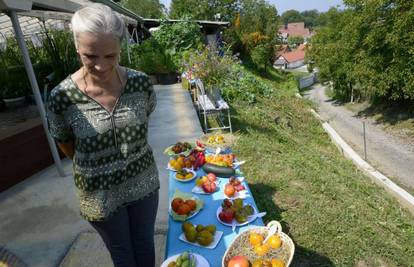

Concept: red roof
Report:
left=278, top=22, right=313, bottom=38
left=274, top=44, right=290, bottom=58
left=297, top=43, right=306, bottom=51
left=279, top=49, right=305, bottom=63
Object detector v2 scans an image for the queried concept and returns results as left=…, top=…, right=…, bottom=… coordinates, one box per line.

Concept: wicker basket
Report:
left=198, top=132, right=239, bottom=150
left=222, top=221, right=295, bottom=267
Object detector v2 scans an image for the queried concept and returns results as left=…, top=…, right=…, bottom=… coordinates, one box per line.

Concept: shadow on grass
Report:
left=356, top=101, right=414, bottom=126
left=249, top=183, right=334, bottom=267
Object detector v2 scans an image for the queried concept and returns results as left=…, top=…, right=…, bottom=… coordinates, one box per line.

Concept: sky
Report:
left=160, top=0, right=344, bottom=14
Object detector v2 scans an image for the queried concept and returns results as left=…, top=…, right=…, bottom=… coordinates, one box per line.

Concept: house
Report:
left=273, top=44, right=290, bottom=60
left=278, top=22, right=314, bottom=43
left=273, top=44, right=306, bottom=69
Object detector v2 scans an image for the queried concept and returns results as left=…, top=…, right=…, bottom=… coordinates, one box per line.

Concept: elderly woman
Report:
left=46, top=4, right=159, bottom=267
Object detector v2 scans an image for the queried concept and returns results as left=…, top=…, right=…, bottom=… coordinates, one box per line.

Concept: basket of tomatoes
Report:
left=222, top=221, right=294, bottom=267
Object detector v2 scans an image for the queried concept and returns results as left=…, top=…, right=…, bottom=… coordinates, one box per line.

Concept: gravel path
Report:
left=303, top=83, right=414, bottom=191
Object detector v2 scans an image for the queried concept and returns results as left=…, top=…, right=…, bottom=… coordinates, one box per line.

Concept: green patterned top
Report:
left=46, top=68, right=159, bottom=221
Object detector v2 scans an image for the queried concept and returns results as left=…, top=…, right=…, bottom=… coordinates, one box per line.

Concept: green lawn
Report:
left=223, top=72, right=414, bottom=266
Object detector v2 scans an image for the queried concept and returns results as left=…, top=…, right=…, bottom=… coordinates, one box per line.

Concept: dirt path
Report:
left=303, top=83, right=414, bottom=191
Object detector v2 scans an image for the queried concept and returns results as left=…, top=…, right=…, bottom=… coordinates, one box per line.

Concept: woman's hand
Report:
left=57, top=141, right=75, bottom=160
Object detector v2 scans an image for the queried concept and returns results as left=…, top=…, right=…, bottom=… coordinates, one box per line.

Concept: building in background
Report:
left=278, top=22, right=314, bottom=43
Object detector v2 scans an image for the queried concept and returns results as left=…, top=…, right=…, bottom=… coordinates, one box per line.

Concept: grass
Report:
left=220, top=70, right=414, bottom=266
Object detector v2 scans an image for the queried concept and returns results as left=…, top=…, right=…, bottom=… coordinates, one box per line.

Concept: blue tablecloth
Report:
left=165, top=167, right=264, bottom=267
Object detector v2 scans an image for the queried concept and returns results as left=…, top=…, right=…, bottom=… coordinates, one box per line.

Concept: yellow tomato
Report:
left=254, top=244, right=269, bottom=256
left=252, top=259, right=272, bottom=267
left=196, top=178, right=204, bottom=187
left=271, top=258, right=285, bottom=267
left=267, top=235, right=282, bottom=250
left=249, top=233, right=264, bottom=246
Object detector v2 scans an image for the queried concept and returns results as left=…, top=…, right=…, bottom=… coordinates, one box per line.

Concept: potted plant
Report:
left=154, top=48, right=178, bottom=85
left=129, top=39, right=178, bottom=85
left=1, top=65, right=30, bottom=108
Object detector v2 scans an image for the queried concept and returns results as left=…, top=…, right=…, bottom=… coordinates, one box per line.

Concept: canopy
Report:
left=0, top=0, right=146, bottom=177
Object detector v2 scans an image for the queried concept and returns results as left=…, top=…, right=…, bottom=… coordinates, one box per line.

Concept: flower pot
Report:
left=157, top=73, right=177, bottom=85
left=3, top=96, right=26, bottom=109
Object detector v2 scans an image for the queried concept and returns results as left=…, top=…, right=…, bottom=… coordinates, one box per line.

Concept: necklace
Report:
left=82, top=67, right=89, bottom=95
left=82, top=66, right=124, bottom=96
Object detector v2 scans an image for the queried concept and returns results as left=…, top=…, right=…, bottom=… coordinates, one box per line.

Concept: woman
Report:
left=46, top=4, right=159, bottom=267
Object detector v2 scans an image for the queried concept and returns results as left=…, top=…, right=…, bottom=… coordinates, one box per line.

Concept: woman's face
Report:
left=76, top=32, right=121, bottom=79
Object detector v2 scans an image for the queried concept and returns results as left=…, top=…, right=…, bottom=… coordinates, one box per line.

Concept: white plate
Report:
left=192, top=180, right=220, bottom=194
left=216, top=205, right=257, bottom=227
left=167, top=162, right=178, bottom=172
left=161, top=253, right=210, bottom=267
left=179, top=230, right=223, bottom=249
left=223, top=179, right=248, bottom=199
left=227, top=190, right=250, bottom=199
left=174, top=169, right=197, bottom=182
left=169, top=196, right=202, bottom=221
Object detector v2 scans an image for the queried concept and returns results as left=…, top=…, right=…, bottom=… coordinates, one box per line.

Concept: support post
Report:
left=363, top=121, right=367, bottom=161
left=8, top=10, right=65, bottom=177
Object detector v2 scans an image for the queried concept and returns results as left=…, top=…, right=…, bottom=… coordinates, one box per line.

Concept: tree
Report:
left=223, top=0, right=280, bottom=58
left=300, top=9, right=319, bottom=28
left=169, top=0, right=239, bottom=21
left=251, top=43, right=271, bottom=71
left=287, top=36, right=304, bottom=47
left=120, top=0, right=165, bottom=18
left=281, top=9, right=303, bottom=25
left=308, top=1, right=414, bottom=103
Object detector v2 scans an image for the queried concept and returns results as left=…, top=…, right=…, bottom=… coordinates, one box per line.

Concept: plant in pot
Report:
left=154, top=47, right=178, bottom=85
left=1, top=65, right=31, bottom=108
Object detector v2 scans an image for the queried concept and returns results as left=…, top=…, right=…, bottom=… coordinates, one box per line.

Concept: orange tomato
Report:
left=267, top=235, right=282, bottom=249
left=254, top=243, right=269, bottom=256
left=249, top=233, right=264, bottom=246
left=270, top=259, right=285, bottom=267
left=185, top=199, right=197, bottom=211
left=252, top=259, right=272, bottom=267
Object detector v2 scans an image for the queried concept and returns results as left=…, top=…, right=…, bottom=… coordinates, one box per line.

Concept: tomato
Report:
left=171, top=198, right=183, bottom=212
left=271, top=259, right=285, bottom=267
left=207, top=173, right=217, bottom=182
left=227, top=255, right=250, bottom=267
left=249, top=233, right=264, bottom=246
left=267, top=235, right=282, bottom=249
left=254, top=244, right=269, bottom=256
left=224, top=184, right=236, bottom=197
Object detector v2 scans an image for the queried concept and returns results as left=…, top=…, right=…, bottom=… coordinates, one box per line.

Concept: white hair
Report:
left=71, top=3, right=125, bottom=47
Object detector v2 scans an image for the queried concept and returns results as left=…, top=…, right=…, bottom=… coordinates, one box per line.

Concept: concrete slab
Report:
left=0, top=83, right=203, bottom=267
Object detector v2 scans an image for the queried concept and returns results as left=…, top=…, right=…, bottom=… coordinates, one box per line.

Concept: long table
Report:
left=164, top=164, right=264, bottom=267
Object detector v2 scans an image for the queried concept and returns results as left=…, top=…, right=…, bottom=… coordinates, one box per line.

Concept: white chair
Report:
left=195, top=79, right=232, bottom=133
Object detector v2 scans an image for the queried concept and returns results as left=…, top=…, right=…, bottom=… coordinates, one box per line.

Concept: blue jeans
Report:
left=89, top=191, right=159, bottom=267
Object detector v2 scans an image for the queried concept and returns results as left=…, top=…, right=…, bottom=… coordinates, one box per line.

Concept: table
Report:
left=164, top=166, right=264, bottom=267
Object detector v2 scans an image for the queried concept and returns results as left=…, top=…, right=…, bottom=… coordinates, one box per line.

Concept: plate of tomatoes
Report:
left=169, top=191, right=204, bottom=221
left=216, top=198, right=256, bottom=227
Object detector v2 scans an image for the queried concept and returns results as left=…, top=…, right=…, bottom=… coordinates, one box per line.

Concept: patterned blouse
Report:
left=46, top=68, right=160, bottom=221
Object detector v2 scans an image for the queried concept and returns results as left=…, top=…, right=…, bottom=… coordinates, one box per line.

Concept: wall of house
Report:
left=287, top=59, right=305, bottom=69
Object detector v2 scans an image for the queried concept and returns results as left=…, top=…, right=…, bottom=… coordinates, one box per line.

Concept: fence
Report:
left=298, top=73, right=317, bottom=89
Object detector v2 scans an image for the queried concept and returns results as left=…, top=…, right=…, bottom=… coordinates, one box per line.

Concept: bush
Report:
left=127, top=38, right=176, bottom=74
left=180, top=45, right=274, bottom=104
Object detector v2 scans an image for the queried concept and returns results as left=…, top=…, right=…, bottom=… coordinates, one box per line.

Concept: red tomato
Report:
left=207, top=173, right=217, bottom=182
left=228, top=255, right=250, bottom=267
left=224, top=184, right=236, bottom=197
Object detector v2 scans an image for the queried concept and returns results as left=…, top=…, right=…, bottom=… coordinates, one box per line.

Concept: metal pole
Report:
left=363, top=121, right=367, bottom=161
left=8, top=10, right=65, bottom=177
